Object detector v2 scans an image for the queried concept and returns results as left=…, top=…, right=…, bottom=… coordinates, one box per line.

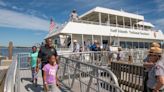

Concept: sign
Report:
left=110, top=28, right=150, bottom=36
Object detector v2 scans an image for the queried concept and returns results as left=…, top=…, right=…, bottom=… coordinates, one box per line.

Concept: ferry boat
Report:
left=45, top=7, right=164, bottom=52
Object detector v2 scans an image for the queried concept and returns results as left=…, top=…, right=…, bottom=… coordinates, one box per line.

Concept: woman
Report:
left=147, top=47, right=164, bottom=92
left=42, top=54, right=60, bottom=92
left=28, top=46, right=38, bottom=85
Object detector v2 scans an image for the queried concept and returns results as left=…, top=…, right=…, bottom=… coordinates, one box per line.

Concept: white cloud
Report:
left=0, top=1, right=6, bottom=7
left=0, top=9, right=50, bottom=31
left=155, top=0, right=164, bottom=12
left=11, top=6, right=24, bottom=11
left=153, top=18, right=164, bottom=32
left=34, top=32, right=45, bottom=36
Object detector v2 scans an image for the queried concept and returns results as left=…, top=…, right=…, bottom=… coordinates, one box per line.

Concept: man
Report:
left=90, top=40, right=98, bottom=51
left=70, top=9, right=79, bottom=21
left=73, top=40, right=80, bottom=52
left=36, top=38, right=58, bottom=86
left=116, top=47, right=124, bottom=61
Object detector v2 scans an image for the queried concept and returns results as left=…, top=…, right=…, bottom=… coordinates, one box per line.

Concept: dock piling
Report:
left=8, top=41, right=13, bottom=60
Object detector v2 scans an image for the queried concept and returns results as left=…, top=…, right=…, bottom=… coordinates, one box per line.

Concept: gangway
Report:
left=3, top=52, right=123, bottom=92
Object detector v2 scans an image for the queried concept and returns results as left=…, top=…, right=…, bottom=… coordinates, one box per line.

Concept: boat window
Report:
left=127, top=42, right=132, bottom=49
left=133, top=42, right=138, bottom=49
left=144, top=42, right=149, bottom=49
left=139, top=42, right=144, bottom=48
left=120, top=41, right=126, bottom=48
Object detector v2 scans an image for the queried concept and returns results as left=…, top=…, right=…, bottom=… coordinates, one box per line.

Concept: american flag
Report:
left=49, top=18, right=55, bottom=32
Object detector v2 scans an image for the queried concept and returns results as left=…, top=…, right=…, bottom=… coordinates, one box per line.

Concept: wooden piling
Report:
left=8, top=41, right=13, bottom=60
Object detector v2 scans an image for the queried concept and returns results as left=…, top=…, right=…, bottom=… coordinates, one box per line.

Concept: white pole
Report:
left=130, top=18, right=132, bottom=29
left=82, top=34, right=84, bottom=51
left=92, top=35, right=94, bottom=44
left=123, top=16, right=125, bottom=28
left=71, top=34, right=73, bottom=51
left=108, top=14, right=110, bottom=26
left=116, top=15, right=118, bottom=27
left=101, top=35, right=103, bottom=48
left=99, top=12, right=101, bottom=25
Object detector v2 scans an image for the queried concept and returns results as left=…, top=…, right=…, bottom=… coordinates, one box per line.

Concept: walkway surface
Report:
left=19, top=68, right=71, bottom=92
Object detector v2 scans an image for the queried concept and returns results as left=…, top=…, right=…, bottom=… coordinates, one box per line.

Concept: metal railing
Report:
left=4, top=55, right=17, bottom=92
left=4, top=52, right=123, bottom=92
left=3, top=49, right=149, bottom=92
left=60, top=50, right=148, bottom=65
left=72, top=20, right=154, bottom=31
left=3, top=53, right=30, bottom=92
left=58, top=56, right=123, bottom=92
left=111, top=62, right=144, bottom=92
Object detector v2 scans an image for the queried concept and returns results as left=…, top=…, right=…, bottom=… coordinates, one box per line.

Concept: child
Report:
left=28, top=46, right=38, bottom=85
left=42, top=54, right=60, bottom=92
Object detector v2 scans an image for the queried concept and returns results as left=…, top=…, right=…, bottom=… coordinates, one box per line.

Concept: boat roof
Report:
left=46, top=22, right=164, bottom=40
left=79, top=7, right=144, bottom=20
left=136, top=21, right=155, bottom=28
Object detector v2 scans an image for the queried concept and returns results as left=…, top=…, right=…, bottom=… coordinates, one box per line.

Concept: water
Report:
left=0, top=47, right=31, bottom=57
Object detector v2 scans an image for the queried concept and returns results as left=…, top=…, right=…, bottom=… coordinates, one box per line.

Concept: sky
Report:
left=0, top=0, right=164, bottom=46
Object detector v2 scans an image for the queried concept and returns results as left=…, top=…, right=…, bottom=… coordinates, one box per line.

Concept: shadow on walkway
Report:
left=21, top=77, right=43, bottom=92
left=24, top=83, right=43, bottom=92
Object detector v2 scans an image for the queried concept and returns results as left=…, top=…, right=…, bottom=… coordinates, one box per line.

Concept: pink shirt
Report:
left=42, top=63, right=58, bottom=84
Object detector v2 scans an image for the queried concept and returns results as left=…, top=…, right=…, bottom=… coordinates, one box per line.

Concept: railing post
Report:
left=62, top=57, right=68, bottom=81
left=71, top=62, right=80, bottom=88
left=86, top=69, right=94, bottom=92
left=8, top=41, right=13, bottom=60
left=96, top=68, right=100, bottom=92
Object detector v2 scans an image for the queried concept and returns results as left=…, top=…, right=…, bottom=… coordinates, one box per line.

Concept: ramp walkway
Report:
left=3, top=52, right=123, bottom=92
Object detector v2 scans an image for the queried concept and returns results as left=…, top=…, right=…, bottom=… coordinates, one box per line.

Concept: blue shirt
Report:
left=147, top=59, right=164, bottom=90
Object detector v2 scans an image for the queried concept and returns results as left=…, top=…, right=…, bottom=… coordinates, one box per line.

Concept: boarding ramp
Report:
left=3, top=53, right=123, bottom=92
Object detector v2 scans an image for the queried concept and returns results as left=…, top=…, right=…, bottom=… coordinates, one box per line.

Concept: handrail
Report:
left=58, top=56, right=124, bottom=92
left=60, top=56, right=119, bottom=85
left=4, top=55, right=17, bottom=92
left=3, top=53, right=30, bottom=92
left=3, top=50, right=147, bottom=92
left=59, top=50, right=148, bottom=64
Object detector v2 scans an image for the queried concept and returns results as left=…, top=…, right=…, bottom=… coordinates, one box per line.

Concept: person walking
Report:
left=43, top=54, right=60, bottom=92
left=36, top=38, right=58, bottom=89
left=146, top=47, right=164, bottom=92
left=28, top=46, right=38, bottom=85
left=73, top=40, right=80, bottom=52
left=144, top=42, right=161, bottom=92
left=116, top=47, right=124, bottom=61
left=70, top=9, right=79, bottom=21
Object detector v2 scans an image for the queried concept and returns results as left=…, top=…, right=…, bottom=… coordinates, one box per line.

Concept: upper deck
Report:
left=79, top=7, right=154, bottom=31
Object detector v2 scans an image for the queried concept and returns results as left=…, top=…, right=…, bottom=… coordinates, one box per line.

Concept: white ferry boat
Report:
left=45, top=7, right=164, bottom=52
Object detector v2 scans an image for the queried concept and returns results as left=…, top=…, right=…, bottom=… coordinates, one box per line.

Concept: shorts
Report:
left=41, top=62, right=48, bottom=77
left=47, top=84, right=61, bottom=92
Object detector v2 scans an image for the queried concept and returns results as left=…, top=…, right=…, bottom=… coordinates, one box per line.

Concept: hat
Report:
left=72, top=9, right=76, bottom=12
left=73, top=40, right=77, bottom=42
left=151, top=42, right=160, bottom=48
left=118, top=47, right=122, bottom=51
left=94, top=40, right=98, bottom=43
left=149, top=47, right=162, bottom=54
